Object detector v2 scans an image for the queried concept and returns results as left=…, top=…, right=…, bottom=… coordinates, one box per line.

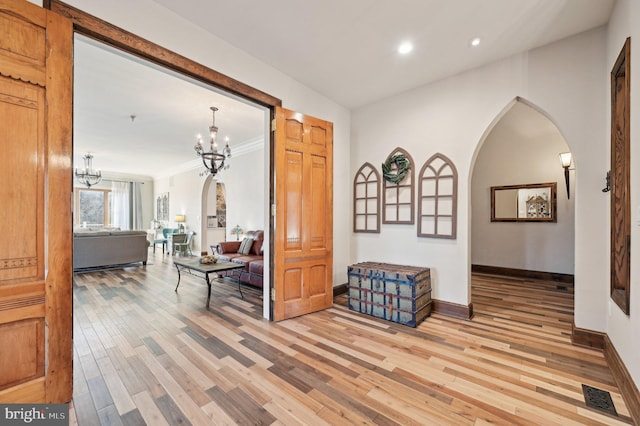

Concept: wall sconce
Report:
left=559, top=152, right=572, bottom=199
left=175, top=214, right=186, bottom=233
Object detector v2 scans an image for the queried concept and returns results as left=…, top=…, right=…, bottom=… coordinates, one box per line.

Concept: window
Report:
left=353, top=162, right=381, bottom=233
left=382, top=148, right=415, bottom=224
left=74, top=188, right=112, bottom=227
left=417, top=153, right=458, bottom=239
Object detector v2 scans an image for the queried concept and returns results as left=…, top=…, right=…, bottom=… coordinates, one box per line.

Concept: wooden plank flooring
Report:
left=70, top=253, right=633, bottom=425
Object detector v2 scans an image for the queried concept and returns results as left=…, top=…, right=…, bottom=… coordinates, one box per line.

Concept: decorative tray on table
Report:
left=199, top=255, right=218, bottom=264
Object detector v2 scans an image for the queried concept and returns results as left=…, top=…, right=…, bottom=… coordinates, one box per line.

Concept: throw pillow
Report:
left=239, top=238, right=253, bottom=255
left=252, top=238, right=263, bottom=255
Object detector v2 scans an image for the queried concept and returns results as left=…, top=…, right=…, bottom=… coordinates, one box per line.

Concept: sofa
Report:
left=73, top=230, right=150, bottom=270
left=215, top=230, right=264, bottom=289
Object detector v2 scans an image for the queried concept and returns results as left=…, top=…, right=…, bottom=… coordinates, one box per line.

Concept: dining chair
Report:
left=172, top=232, right=194, bottom=256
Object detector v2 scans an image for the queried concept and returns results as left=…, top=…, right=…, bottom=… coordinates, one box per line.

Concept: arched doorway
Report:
left=201, top=176, right=226, bottom=255
left=470, top=97, right=575, bottom=308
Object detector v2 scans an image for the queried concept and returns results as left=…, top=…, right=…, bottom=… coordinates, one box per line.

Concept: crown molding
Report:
left=152, top=137, right=264, bottom=180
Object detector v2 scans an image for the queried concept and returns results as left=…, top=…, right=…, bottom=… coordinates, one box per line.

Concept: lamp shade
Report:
left=559, top=152, right=572, bottom=168
left=174, top=214, right=185, bottom=223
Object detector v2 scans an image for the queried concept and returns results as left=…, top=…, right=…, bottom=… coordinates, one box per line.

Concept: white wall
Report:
left=216, top=145, right=266, bottom=240
left=352, top=29, right=607, bottom=313
left=471, top=101, right=574, bottom=274
left=153, top=170, right=203, bottom=252
left=605, top=0, right=640, bottom=391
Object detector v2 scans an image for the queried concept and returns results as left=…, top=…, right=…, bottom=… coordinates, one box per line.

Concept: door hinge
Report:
left=271, top=204, right=276, bottom=216
left=271, top=118, right=276, bottom=132
left=271, top=288, right=276, bottom=301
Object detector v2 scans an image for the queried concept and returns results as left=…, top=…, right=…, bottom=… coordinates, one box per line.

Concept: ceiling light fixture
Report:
left=470, top=37, right=481, bottom=47
left=194, top=106, right=231, bottom=176
left=398, top=41, right=413, bottom=55
left=75, top=153, right=102, bottom=188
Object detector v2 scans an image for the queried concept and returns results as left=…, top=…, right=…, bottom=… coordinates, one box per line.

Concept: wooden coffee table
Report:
left=173, top=258, right=245, bottom=308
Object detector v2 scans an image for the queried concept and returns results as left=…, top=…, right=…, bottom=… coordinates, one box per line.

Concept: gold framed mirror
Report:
left=491, top=182, right=557, bottom=222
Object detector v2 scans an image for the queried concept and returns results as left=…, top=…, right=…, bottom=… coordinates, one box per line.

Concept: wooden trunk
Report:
left=347, top=262, right=431, bottom=327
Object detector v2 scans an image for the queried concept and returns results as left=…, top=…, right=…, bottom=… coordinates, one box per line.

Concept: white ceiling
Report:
left=73, top=35, right=267, bottom=179
left=151, top=0, right=615, bottom=109
left=74, top=0, right=614, bottom=178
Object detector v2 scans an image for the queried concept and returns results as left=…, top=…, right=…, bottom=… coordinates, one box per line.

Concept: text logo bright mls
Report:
left=5, top=407, right=46, bottom=423
left=2, top=404, right=68, bottom=425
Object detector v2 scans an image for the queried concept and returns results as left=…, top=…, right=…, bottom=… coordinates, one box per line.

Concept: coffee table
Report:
left=173, top=258, right=245, bottom=308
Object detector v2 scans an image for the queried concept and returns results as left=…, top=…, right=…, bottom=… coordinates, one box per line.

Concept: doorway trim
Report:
left=46, top=0, right=281, bottom=320
left=45, top=1, right=281, bottom=109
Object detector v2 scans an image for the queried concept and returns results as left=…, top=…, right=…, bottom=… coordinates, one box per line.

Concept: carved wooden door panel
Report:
left=0, top=0, right=73, bottom=402
left=273, top=107, right=333, bottom=321
left=610, top=38, right=631, bottom=315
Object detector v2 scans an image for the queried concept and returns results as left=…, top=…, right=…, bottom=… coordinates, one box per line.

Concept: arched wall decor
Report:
left=216, top=181, right=227, bottom=228
left=417, top=153, right=458, bottom=239
left=353, top=162, right=381, bottom=233
left=382, top=147, right=415, bottom=224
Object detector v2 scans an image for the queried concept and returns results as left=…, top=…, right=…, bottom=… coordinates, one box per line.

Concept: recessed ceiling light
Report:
left=470, top=37, right=481, bottom=47
left=398, top=41, right=413, bottom=55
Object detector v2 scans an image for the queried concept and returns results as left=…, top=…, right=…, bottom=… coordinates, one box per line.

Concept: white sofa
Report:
left=73, top=230, right=150, bottom=270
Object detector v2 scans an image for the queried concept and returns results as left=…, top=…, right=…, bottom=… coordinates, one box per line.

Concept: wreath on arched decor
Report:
left=382, top=153, right=411, bottom=184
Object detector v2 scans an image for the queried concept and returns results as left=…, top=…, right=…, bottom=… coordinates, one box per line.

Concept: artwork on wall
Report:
left=417, top=153, right=458, bottom=239
left=352, top=150, right=458, bottom=238
left=216, top=182, right=227, bottom=228
left=382, top=148, right=415, bottom=224
left=353, top=162, right=381, bottom=233
left=519, top=187, right=552, bottom=219
left=156, top=192, right=169, bottom=222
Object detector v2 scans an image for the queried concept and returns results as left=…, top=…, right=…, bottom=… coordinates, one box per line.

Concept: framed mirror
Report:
left=491, top=182, right=557, bottom=222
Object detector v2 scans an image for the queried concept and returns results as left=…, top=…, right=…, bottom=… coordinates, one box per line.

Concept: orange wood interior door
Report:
left=273, top=107, right=333, bottom=321
left=0, top=0, right=73, bottom=403
left=610, top=37, right=631, bottom=315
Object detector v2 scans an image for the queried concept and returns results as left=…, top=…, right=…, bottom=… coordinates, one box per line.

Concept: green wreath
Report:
left=382, top=153, right=411, bottom=184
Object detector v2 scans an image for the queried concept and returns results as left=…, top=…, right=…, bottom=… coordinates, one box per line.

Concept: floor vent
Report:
left=582, top=384, right=618, bottom=416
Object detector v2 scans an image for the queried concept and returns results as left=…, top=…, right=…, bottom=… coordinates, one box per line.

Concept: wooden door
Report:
left=273, top=107, right=333, bottom=321
left=610, top=38, right=631, bottom=315
left=0, top=0, right=73, bottom=402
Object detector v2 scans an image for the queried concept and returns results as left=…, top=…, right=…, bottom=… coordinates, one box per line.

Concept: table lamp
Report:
left=175, top=214, right=186, bottom=233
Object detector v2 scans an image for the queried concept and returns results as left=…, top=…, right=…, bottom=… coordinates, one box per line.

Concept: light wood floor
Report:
left=70, top=251, right=633, bottom=425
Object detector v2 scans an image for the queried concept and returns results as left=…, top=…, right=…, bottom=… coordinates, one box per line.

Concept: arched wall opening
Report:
left=201, top=176, right=227, bottom=254
left=469, top=97, right=575, bottom=289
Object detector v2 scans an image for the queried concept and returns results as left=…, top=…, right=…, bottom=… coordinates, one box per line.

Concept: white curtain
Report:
left=132, top=182, right=144, bottom=230
left=111, top=181, right=130, bottom=230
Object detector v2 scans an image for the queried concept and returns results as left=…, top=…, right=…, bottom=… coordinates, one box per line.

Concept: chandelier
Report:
left=75, top=153, right=102, bottom=188
left=194, top=106, right=231, bottom=176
